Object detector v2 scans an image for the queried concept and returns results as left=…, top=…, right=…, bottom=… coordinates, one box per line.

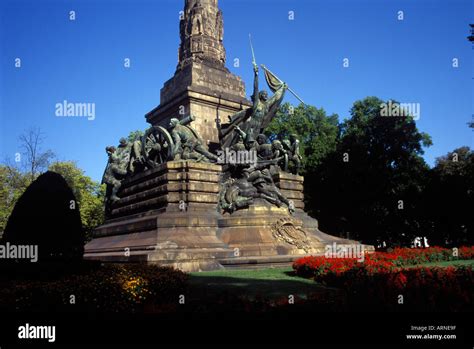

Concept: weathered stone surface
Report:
left=177, top=0, right=226, bottom=72
left=217, top=200, right=326, bottom=257
left=145, top=0, right=251, bottom=147
left=274, top=171, right=305, bottom=209
left=99, top=161, right=221, bottom=218
left=85, top=161, right=234, bottom=272
left=85, top=161, right=369, bottom=271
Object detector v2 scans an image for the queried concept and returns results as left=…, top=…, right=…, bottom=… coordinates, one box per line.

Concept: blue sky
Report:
left=1, top=0, right=472, bottom=182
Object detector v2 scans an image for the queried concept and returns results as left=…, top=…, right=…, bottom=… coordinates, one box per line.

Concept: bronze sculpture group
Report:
left=102, top=63, right=303, bottom=215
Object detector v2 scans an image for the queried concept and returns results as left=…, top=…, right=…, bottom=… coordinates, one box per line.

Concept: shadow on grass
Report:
left=188, top=274, right=339, bottom=300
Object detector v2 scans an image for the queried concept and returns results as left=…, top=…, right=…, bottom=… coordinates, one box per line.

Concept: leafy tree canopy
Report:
left=265, top=102, right=339, bottom=173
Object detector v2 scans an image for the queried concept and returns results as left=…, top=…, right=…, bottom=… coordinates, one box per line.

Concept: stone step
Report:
left=218, top=254, right=318, bottom=270
left=221, top=261, right=294, bottom=270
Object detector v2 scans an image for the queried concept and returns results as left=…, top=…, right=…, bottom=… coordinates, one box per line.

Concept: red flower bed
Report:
left=349, top=266, right=474, bottom=311
left=293, top=246, right=474, bottom=279
left=293, top=253, right=396, bottom=280
left=292, top=246, right=474, bottom=311
left=389, top=246, right=453, bottom=266
left=460, top=246, right=474, bottom=259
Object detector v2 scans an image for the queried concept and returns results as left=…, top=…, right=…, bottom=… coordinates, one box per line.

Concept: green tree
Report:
left=2, top=171, right=85, bottom=265
left=1, top=127, right=54, bottom=234
left=0, top=165, right=29, bottom=233
left=127, top=130, right=144, bottom=142
left=48, top=161, right=105, bottom=240
left=308, top=97, right=432, bottom=246
left=265, top=102, right=339, bottom=173
left=426, top=147, right=474, bottom=245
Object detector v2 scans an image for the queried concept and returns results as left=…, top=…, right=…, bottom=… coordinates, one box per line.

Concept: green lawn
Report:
left=189, top=266, right=338, bottom=300
left=191, top=266, right=296, bottom=280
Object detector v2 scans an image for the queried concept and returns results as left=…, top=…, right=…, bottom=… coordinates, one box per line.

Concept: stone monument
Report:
left=84, top=0, right=370, bottom=271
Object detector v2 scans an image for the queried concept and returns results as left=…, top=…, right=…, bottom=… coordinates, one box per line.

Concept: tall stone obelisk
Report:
left=145, top=0, right=251, bottom=150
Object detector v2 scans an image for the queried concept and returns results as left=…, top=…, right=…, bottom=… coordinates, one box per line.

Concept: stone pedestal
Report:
left=217, top=202, right=326, bottom=257
left=85, top=162, right=366, bottom=271
left=273, top=171, right=305, bottom=210
left=85, top=161, right=234, bottom=271
left=145, top=64, right=252, bottom=149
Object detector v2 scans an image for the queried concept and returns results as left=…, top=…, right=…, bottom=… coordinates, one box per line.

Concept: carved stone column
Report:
left=146, top=0, right=251, bottom=150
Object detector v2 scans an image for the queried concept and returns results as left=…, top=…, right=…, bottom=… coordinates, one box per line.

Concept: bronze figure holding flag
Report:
left=220, top=35, right=303, bottom=149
